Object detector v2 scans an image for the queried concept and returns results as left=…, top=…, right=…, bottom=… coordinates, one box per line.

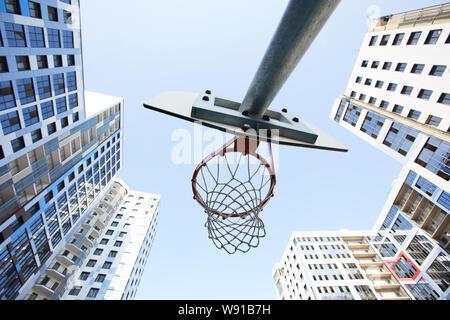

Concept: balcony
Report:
left=373, top=283, right=401, bottom=291
left=359, top=261, right=384, bottom=268
left=347, top=243, right=370, bottom=250
left=365, top=272, right=392, bottom=279
left=352, top=251, right=377, bottom=258
left=32, top=284, right=53, bottom=298
left=55, top=255, right=74, bottom=267
left=45, top=269, right=65, bottom=282
left=66, top=243, right=83, bottom=256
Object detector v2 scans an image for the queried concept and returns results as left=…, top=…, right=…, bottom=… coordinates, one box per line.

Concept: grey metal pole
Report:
left=239, top=0, right=341, bottom=118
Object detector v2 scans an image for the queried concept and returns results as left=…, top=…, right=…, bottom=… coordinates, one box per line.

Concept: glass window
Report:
left=368, top=35, right=378, bottom=46
left=36, top=76, right=52, bottom=99
left=382, top=61, right=392, bottom=70
left=28, top=1, right=42, bottom=19
left=52, top=73, right=65, bottom=95
left=387, top=83, right=397, bottom=92
left=0, top=56, right=8, bottom=73
left=16, top=78, right=36, bottom=104
left=383, top=123, right=418, bottom=157
left=0, top=81, right=16, bottom=111
left=87, top=288, right=99, bottom=298
left=47, top=6, right=58, bottom=22
left=380, top=34, right=390, bottom=45
left=426, top=253, right=449, bottom=292
left=95, top=274, right=106, bottom=283
left=429, top=65, right=446, bottom=76
left=417, top=89, right=433, bottom=100
left=55, top=97, right=67, bottom=114
left=437, top=93, right=450, bottom=105
left=62, top=30, right=74, bottom=48
left=28, top=26, right=45, bottom=48
left=40, top=101, right=54, bottom=119
left=36, top=55, right=48, bottom=69
left=68, top=93, right=78, bottom=109
left=407, top=31, right=422, bottom=45
left=22, top=105, right=39, bottom=126
left=47, top=28, right=60, bottom=48
left=411, top=64, right=424, bottom=74
left=392, top=33, right=404, bottom=45
left=86, top=259, right=97, bottom=267
left=31, top=128, right=42, bottom=143
left=1, top=111, right=21, bottom=134
left=395, top=62, right=407, bottom=72
left=5, top=0, right=21, bottom=14
left=360, top=111, right=385, bottom=139
left=407, top=109, right=421, bottom=120
left=343, top=104, right=361, bottom=127
left=425, top=115, right=442, bottom=127
left=375, top=80, right=384, bottom=88
left=16, top=55, right=30, bottom=71
left=66, top=71, right=77, bottom=91
left=379, top=100, right=389, bottom=109
left=415, top=137, right=450, bottom=181
left=371, top=61, right=379, bottom=68
left=102, top=261, right=112, bottom=269
left=47, top=122, right=56, bottom=135
left=5, top=23, right=26, bottom=47
left=361, top=60, right=368, bottom=67
left=424, top=29, right=442, bottom=45
left=79, top=272, right=89, bottom=280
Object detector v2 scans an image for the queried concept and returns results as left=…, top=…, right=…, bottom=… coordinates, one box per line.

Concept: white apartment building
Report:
left=274, top=3, right=449, bottom=301
left=23, top=178, right=160, bottom=300
left=273, top=230, right=410, bottom=300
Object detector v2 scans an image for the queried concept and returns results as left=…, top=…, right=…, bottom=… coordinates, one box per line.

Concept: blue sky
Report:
left=80, top=0, right=444, bottom=300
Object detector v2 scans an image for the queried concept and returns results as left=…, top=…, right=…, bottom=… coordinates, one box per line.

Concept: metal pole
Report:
left=239, top=0, right=341, bottom=118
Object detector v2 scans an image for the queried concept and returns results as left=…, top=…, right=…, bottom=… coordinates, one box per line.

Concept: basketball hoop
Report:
left=192, top=135, right=276, bottom=254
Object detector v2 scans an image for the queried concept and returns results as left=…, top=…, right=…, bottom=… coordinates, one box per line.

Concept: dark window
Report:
left=355, top=76, right=362, bottom=83
left=36, top=55, right=48, bottom=69
left=424, top=29, right=442, bottom=45
left=87, top=288, right=99, bottom=298
left=401, top=85, right=413, bottom=95
left=63, top=10, right=72, bottom=24
left=114, top=240, right=122, bottom=247
left=375, top=80, right=384, bottom=88
left=86, top=259, right=97, bottom=267
left=79, top=272, right=89, bottom=280
left=417, top=89, right=433, bottom=100
left=371, top=61, right=379, bottom=69
left=361, top=60, right=368, bottom=67
left=72, top=112, right=79, bottom=123
left=369, top=35, right=378, bottom=46
left=48, top=6, right=58, bottom=21
left=93, top=248, right=103, bottom=256
left=387, top=83, right=397, bottom=92
left=392, top=33, right=404, bottom=45
left=446, top=33, right=450, bottom=44
left=11, top=136, right=25, bottom=152
left=358, top=93, right=366, bottom=101
left=382, top=61, right=392, bottom=70
left=392, top=104, right=404, bottom=114
left=5, top=0, right=21, bottom=15
left=380, top=34, right=390, bottom=45
left=364, top=78, right=372, bottom=86
left=16, top=56, right=30, bottom=71
left=109, top=250, right=117, bottom=258
left=61, top=116, right=68, bottom=128
left=47, top=122, right=56, bottom=135
left=95, top=274, right=106, bottom=283
left=53, top=55, right=63, bottom=67
left=0, top=56, right=8, bottom=73
left=102, top=261, right=112, bottom=269
left=29, top=1, right=42, bottom=18
left=438, top=93, right=450, bottom=105
left=67, top=54, right=75, bottom=66
left=395, top=62, right=407, bottom=72
left=429, top=65, right=446, bottom=76
left=31, top=128, right=42, bottom=143
left=379, top=100, right=389, bottom=109
left=426, top=115, right=442, bottom=127
left=407, top=31, right=422, bottom=45
left=407, top=109, right=421, bottom=120
left=410, top=64, right=424, bottom=74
